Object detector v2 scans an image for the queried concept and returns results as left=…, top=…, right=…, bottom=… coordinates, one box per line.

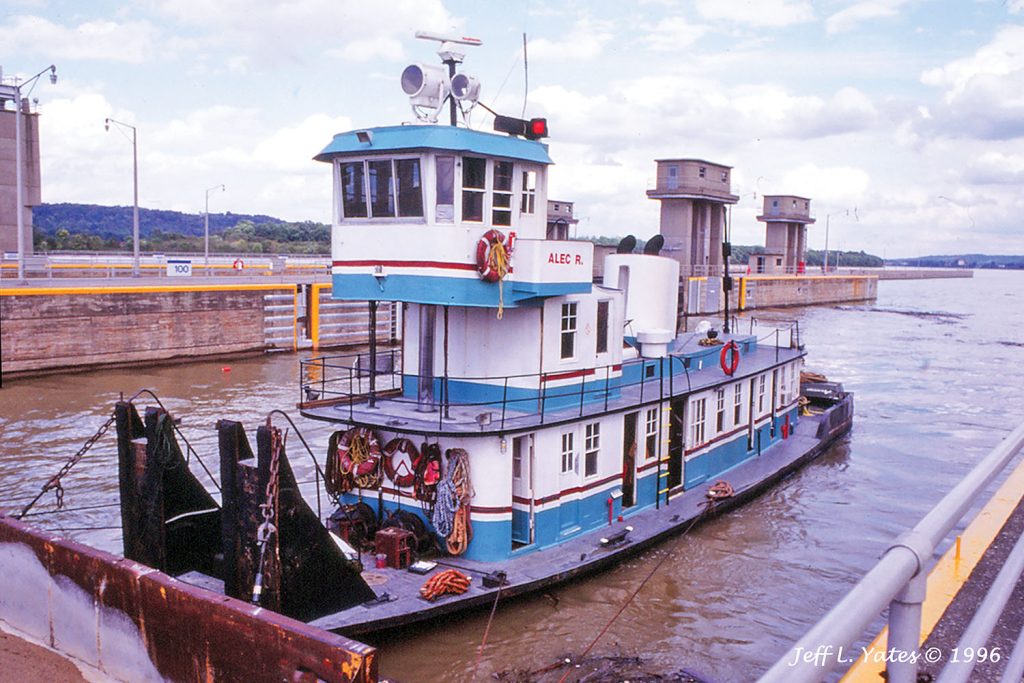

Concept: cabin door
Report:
left=558, top=431, right=580, bottom=533
left=511, top=434, right=535, bottom=546
left=668, top=398, right=686, bottom=490
left=622, top=412, right=638, bottom=508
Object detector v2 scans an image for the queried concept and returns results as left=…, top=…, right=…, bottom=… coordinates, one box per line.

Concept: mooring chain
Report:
left=17, top=412, right=117, bottom=519
left=252, top=424, right=284, bottom=605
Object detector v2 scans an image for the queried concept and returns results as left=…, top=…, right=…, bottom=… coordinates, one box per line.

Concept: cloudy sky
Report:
left=3, top=0, right=1023, bottom=257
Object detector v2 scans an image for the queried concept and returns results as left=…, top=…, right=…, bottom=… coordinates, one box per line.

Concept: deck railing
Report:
left=299, top=324, right=801, bottom=431
left=759, top=421, right=1024, bottom=683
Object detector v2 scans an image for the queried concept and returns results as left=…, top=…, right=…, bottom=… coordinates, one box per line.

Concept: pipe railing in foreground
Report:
left=759, top=420, right=1024, bottom=683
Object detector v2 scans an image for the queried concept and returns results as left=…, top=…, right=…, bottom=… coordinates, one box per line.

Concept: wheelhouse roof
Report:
left=314, top=125, right=554, bottom=165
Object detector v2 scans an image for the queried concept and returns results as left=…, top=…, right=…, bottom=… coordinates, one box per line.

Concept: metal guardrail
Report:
left=0, top=252, right=330, bottom=279
left=759, top=420, right=1024, bottom=683
left=300, top=325, right=799, bottom=431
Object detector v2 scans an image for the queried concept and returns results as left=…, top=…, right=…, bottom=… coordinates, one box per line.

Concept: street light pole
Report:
left=105, top=118, right=139, bottom=276
left=204, top=184, right=225, bottom=274
left=822, top=208, right=858, bottom=274
left=1, top=65, right=57, bottom=282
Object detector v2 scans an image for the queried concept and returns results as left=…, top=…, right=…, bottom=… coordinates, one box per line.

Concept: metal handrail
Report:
left=759, top=420, right=1024, bottom=683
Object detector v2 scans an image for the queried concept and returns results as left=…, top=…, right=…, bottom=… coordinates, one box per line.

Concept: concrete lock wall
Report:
left=0, top=284, right=295, bottom=375
left=739, top=275, right=877, bottom=310
left=0, top=283, right=400, bottom=376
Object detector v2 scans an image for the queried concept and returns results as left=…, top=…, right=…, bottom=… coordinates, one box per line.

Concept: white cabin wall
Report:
left=540, top=288, right=624, bottom=377
left=444, top=307, right=543, bottom=380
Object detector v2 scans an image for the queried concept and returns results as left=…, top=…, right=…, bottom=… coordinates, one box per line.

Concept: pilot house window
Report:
left=340, top=158, right=423, bottom=220
left=493, top=160, right=514, bottom=226
left=462, top=157, right=486, bottom=222
left=521, top=171, right=536, bottom=214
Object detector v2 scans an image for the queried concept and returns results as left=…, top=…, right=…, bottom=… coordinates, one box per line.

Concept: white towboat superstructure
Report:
left=284, top=33, right=854, bottom=634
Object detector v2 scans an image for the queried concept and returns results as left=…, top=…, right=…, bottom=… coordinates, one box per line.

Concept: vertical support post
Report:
left=443, top=305, right=450, bottom=419
left=886, top=571, right=926, bottom=683
left=417, top=304, right=436, bottom=412
left=14, top=90, right=25, bottom=281
left=368, top=301, right=378, bottom=408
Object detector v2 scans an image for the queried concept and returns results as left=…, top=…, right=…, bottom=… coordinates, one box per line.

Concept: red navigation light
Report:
left=494, top=115, right=550, bottom=139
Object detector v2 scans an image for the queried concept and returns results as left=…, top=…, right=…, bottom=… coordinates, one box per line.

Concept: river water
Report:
left=2, top=270, right=1022, bottom=682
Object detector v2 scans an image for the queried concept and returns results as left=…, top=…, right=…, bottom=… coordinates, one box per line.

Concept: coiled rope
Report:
left=430, top=448, right=474, bottom=555
left=488, top=239, right=511, bottom=320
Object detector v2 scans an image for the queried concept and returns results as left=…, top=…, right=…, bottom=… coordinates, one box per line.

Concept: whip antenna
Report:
left=522, top=32, right=529, bottom=118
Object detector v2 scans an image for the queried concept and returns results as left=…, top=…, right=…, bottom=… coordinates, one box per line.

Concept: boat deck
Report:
left=300, top=333, right=804, bottom=436
left=299, top=395, right=851, bottom=636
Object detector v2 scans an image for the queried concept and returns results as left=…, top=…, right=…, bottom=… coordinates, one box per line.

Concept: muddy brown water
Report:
left=2, top=270, right=1022, bottom=682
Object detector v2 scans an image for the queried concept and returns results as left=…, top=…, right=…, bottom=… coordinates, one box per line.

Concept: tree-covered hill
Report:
left=32, top=203, right=330, bottom=254
left=34, top=203, right=283, bottom=239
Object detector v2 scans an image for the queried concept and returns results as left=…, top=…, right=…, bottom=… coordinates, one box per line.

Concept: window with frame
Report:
left=521, top=170, right=536, bottom=214
left=435, top=156, right=455, bottom=222
left=492, top=160, right=514, bottom=226
left=715, top=388, right=725, bottom=432
left=560, top=302, right=577, bottom=359
left=560, top=432, right=575, bottom=474
left=645, top=408, right=658, bottom=459
left=462, top=156, right=486, bottom=222
left=584, top=423, right=600, bottom=477
left=779, top=366, right=788, bottom=406
left=757, top=374, right=766, bottom=415
left=368, top=160, right=395, bottom=217
left=339, top=158, right=424, bottom=220
left=733, top=383, right=742, bottom=425
left=340, top=162, right=368, bottom=218
left=698, top=166, right=706, bottom=178
left=690, top=397, right=707, bottom=446
left=596, top=300, right=610, bottom=354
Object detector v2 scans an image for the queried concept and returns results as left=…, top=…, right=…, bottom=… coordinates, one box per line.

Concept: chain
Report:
left=18, top=412, right=116, bottom=519
left=252, top=424, right=284, bottom=604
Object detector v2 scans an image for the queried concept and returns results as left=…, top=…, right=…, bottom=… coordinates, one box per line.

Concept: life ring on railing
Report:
left=475, top=229, right=514, bottom=282
left=233, top=258, right=245, bottom=271
left=337, top=426, right=381, bottom=486
left=383, top=437, right=419, bottom=488
left=720, top=340, right=740, bottom=376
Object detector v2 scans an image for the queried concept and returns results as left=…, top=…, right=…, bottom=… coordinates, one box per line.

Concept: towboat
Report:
left=111, top=33, right=853, bottom=638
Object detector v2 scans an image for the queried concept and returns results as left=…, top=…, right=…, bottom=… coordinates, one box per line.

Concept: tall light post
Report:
left=104, top=118, right=139, bottom=276
left=204, top=184, right=225, bottom=273
left=823, top=207, right=858, bottom=274
left=1, top=64, right=57, bottom=281
left=937, top=195, right=975, bottom=230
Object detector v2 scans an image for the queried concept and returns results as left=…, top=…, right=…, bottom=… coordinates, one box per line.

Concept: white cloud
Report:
left=0, top=15, right=161, bottom=63
left=252, top=113, right=354, bottom=172
left=643, top=17, right=710, bottom=51
left=153, top=0, right=460, bottom=64
left=919, top=25, right=1024, bottom=139
left=694, top=0, right=814, bottom=27
left=825, top=0, right=914, bottom=35
left=964, top=151, right=1024, bottom=184
left=780, top=163, right=871, bottom=205
left=528, top=17, right=615, bottom=62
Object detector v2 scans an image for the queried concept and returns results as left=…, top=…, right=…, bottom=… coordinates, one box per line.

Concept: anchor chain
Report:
left=252, top=423, right=283, bottom=605
left=17, top=412, right=117, bottom=519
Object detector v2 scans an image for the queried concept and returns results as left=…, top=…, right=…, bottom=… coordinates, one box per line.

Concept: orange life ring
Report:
left=720, top=340, right=740, bottom=376
left=233, top=258, right=245, bottom=271
left=337, top=426, right=381, bottom=481
left=383, top=437, right=419, bottom=488
left=475, top=229, right=513, bottom=282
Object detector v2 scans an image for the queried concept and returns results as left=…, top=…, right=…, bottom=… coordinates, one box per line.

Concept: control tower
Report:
left=752, top=195, right=815, bottom=274
left=646, top=159, right=739, bottom=278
